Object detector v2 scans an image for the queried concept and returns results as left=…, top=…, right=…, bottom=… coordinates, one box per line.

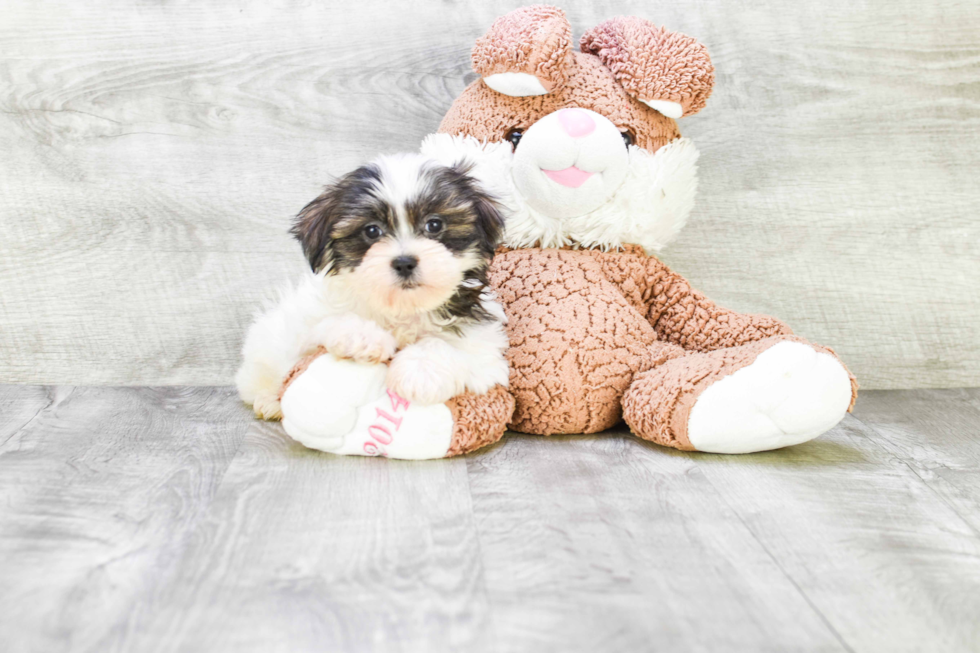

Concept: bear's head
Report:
left=421, top=5, right=714, bottom=254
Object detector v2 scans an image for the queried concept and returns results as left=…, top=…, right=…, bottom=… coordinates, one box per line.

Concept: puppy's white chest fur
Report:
left=380, top=313, right=447, bottom=349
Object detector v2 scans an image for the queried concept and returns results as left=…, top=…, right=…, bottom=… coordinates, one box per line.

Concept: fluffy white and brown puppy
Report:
left=235, top=153, right=510, bottom=420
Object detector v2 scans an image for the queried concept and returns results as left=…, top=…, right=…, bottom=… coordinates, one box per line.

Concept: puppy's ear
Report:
left=581, top=17, right=715, bottom=118
left=452, top=161, right=505, bottom=256
left=291, top=163, right=383, bottom=272
left=291, top=186, right=344, bottom=273
left=472, top=192, right=506, bottom=257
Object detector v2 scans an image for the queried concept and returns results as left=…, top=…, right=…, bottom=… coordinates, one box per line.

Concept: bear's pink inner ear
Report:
left=581, top=17, right=715, bottom=118
left=472, top=5, right=572, bottom=97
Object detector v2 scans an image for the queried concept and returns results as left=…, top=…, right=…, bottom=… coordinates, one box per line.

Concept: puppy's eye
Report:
left=363, top=224, right=383, bottom=240
left=424, top=218, right=444, bottom=235
left=505, top=128, right=524, bottom=150
left=621, top=130, right=635, bottom=147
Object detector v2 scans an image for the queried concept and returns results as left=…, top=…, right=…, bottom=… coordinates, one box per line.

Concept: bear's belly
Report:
left=489, top=248, right=657, bottom=435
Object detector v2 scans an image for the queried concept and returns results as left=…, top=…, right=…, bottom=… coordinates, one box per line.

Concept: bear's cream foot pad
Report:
left=687, top=341, right=854, bottom=454
left=279, top=353, right=454, bottom=460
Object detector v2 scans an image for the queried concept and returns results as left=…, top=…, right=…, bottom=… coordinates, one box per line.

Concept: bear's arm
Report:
left=598, top=247, right=792, bottom=352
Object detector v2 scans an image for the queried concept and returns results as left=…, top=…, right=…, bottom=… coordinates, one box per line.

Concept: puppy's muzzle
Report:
left=391, top=255, right=419, bottom=280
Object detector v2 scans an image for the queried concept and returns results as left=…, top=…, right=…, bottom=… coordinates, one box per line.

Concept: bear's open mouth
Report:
left=541, top=165, right=595, bottom=189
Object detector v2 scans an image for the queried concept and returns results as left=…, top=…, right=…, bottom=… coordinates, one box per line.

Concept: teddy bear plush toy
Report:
left=274, top=4, right=857, bottom=459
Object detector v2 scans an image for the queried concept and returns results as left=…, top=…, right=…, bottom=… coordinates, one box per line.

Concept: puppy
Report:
left=235, top=153, right=511, bottom=420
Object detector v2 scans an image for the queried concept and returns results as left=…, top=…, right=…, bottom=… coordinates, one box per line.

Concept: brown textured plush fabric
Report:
left=488, top=246, right=827, bottom=436
left=471, top=5, right=572, bottom=93
left=580, top=17, right=715, bottom=117
left=594, top=245, right=793, bottom=351
left=490, top=247, right=656, bottom=434
left=445, top=386, right=516, bottom=457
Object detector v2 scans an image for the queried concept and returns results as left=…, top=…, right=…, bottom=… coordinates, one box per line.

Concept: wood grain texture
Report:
left=691, top=413, right=980, bottom=652
left=0, top=0, right=978, bottom=386
left=852, top=388, right=980, bottom=535
left=0, top=384, right=54, bottom=444
left=127, top=422, right=493, bottom=653
left=0, top=386, right=252, bottom=653
left=3, top=386, right=980, bottom=652
left=464, top=433, right=848, bottom=651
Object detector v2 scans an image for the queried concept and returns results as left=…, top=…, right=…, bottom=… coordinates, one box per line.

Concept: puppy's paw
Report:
left=252, top=392, right=282, bottom=421
left=310, top=314, right=397, bottom=365
left=386, top=339, right=461, bottom=406
left=329, top=330, right=397, bottom=364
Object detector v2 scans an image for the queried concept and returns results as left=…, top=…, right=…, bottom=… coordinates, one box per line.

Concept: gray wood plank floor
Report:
left=1, top=386, right=979, bottom=652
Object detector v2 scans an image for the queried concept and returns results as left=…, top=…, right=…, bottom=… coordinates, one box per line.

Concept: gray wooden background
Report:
left=1, top=0, right=978, bottom=388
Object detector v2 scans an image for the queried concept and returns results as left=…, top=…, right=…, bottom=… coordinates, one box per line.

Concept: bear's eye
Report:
left=505, top=128, right=524, bottom=150
left=363, top=224, right=383, bottom=240
left=621, top=130, right=635, bottom=147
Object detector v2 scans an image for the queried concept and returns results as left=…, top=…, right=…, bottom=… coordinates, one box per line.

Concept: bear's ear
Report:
left=471, top=5, right=572, bottom=97
left=580, top=17, right=715, bottom=118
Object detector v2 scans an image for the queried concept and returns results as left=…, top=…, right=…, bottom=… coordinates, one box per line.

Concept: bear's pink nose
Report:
left=557, top=108, right=595, bottom=138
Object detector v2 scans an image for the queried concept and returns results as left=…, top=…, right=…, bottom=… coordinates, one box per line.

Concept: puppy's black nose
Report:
left=391, top=255, right=418, bottom=279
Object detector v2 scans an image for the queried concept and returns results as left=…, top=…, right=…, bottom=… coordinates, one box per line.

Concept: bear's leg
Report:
left=278, top=348, right=513, bottom=459
left=622, top=336, right=857, bottom=453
